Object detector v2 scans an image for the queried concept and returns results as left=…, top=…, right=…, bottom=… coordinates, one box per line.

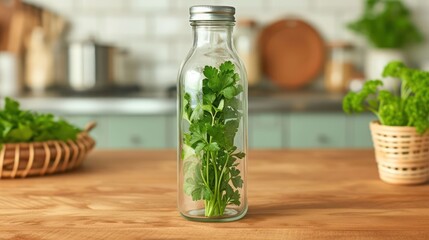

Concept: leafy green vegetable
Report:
left=182, top=61, right=245, bottom=217
left=343, top=61, right=429, bottom=134
left=0, top=97, right=81, bottom=147
left=348, top=0, right=423, bottom=48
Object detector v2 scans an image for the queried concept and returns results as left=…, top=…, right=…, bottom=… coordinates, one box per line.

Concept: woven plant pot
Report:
left=370, top=121, right=429, bottom=185
left=0, top=122, right=96, bottom=179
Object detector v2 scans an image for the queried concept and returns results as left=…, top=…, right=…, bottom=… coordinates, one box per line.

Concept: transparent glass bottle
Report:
left=177, top=6, right=248, bottom=222
left=234, top=19, right=261, bottom=87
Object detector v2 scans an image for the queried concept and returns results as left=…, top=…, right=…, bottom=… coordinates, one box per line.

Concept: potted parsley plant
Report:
left=343, top=61, right=429, bottom=185
left=348, top=0, right=423, bottom=91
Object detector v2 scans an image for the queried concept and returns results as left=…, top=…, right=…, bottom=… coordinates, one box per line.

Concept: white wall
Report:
left=23, top=0, right=429, bottom=89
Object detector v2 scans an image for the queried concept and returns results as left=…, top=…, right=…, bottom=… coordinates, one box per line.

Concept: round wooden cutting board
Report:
left=259, top=18, right=325, bottom=89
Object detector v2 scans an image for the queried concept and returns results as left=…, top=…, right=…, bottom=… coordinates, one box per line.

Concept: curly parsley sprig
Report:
left=343, top=61, right=429, bottom=134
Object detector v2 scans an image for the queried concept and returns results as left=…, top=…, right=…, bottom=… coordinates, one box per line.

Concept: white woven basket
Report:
left=370, top=121, right=429, bottom=185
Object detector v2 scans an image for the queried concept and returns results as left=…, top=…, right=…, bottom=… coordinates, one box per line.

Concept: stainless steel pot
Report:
left=67, top=40, right=116, bottom=91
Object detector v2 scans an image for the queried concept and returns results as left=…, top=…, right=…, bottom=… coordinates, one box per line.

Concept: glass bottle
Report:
left=234, top=19, right=261, bottom=87
left=177, top=5, right=248, bottom=222
left=324, top=41, right=356, bottom=93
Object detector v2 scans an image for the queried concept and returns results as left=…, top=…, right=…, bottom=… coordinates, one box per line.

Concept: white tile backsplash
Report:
left=99, top=16, right=147, bottom=41
left=298, top=12, right=338, bottom=40
left=127, top=40, right=171, bottom=62
left=130, top=0, right=171, bottom=12
left=403, top=0, right=423, bottom=9
left=22, top=0, right=429, bottom=89
left=153, top=62, right=180, bottom=88
left=136, top=62, right=178, bottom=89
left=67, top=15, right=100, bottom=41
left=336, top=10, right=364, bottom=42
left=269, top=0, right=310, bottom=9
left=170, top=40, right=193, bottom=63
left=76, top=0, right=125, bottom=13
left=153, top=15, right=187, bottom=38
left=311, top=0, right=363, bottom=11
left=176, top=0, right=217, bottom=9
left=24, top=0, right=75, bottom=15
left=217, top=0, right=265, bottom=9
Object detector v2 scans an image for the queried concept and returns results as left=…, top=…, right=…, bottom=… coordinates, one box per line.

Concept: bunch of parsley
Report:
left=181, top=61, right=245, bottom=217
left=343, top=61, right=429, bottom=134
left=348, top=0, right=423, bottom=48
left=0, top=98, right=81, bottom=145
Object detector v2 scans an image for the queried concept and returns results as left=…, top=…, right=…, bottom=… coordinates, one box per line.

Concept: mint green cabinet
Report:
left=249, top=114, right=284, bottom=148
left=348, top=114, right=376, bottom=148
left=288, top=113, right=347, bottom=148
left=166, top=115, right=177, bottom=148
left=64, top=115, right=109, bottom=148
left=108, top=116, right=167, bottom=149
left=62, top=112, right=376, bottom=149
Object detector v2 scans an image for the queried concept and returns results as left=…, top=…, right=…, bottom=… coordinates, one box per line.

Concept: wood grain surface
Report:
left=0, top=149, right=428, bottom=240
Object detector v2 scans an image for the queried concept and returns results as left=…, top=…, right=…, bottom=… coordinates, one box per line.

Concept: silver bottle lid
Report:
left=189, top=5, right=235, bottom=22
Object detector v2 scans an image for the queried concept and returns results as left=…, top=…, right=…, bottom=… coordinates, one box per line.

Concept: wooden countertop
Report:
left=1, top=150, right=428, bottom=239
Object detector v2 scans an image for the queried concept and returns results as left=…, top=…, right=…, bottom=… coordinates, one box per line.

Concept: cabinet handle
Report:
left=317, top=134, right=329, bottom=144
left=130, top=135, right=142, bottom=145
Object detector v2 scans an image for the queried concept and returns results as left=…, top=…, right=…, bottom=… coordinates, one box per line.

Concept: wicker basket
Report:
left=370, top=121, right=429, bottom=185
left=0, top=122, right=96, bottom=179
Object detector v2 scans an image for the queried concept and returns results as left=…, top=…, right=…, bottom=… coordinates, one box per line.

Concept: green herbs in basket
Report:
left=343, top=61, right=429, bottom=134
left=0, top=97, right=81, bottom=144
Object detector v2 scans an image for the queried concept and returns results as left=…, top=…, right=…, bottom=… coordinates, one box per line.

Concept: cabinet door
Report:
left=63, top=115, right=109, bottom=148
left=288, top=113, right=347, bottom=148
left=166, top=114, right=177, bottom=149
left=348, top=114, right=376, bottom=148
left=108, top=116, right=167, bottom=149
left=249, top=114, right=283, bottom=148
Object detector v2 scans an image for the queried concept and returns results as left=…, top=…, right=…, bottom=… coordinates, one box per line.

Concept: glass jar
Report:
left=324, top=41, right=356, bottom=93
left=177, top=5, right=248, bottom=222
left=234, top=19, right=261, bottom=87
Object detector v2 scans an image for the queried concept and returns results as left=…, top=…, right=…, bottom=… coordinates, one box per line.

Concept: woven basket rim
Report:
left=1, top=132, right=90, bottom=148
left=370, top=121, right=428, bottom=134
left=0, top=122, right=96, bottom=179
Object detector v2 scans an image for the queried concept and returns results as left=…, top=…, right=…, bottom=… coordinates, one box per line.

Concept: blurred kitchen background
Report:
left=1, top=0, right=428, bottom=149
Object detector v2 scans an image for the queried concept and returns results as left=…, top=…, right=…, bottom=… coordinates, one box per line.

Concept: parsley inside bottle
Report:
left=177, top=5, right=248, bottom=222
